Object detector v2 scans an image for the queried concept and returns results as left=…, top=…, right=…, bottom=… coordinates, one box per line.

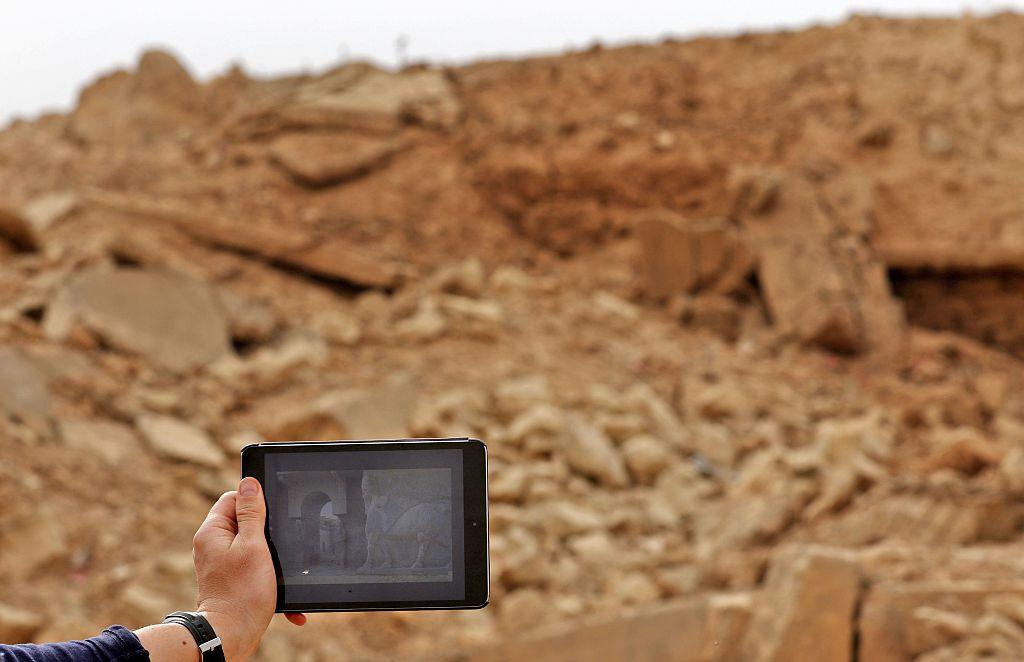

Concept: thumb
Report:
left=236, top=477, right=266, bottom=541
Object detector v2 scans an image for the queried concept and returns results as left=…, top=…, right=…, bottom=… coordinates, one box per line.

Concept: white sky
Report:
left=1, top=0, right=1017, bottom=125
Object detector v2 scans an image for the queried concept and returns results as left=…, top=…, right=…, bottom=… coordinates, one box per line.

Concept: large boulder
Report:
left=732, top=167, right=904, bottom=353
left=43, top=268, right=232, bottom=372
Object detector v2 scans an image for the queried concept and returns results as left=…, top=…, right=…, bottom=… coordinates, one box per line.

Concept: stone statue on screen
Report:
left=359, top=471, right=453, bottom=572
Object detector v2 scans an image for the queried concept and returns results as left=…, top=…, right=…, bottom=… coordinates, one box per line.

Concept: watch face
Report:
left=242, top=438, right=489, bottom=612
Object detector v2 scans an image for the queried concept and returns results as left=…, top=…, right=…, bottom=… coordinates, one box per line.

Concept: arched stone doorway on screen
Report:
left=274, top=470, right=352, bottom=574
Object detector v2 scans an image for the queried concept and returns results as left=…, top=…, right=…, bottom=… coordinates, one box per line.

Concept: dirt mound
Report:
left=3, top=15, right=1024, bottom=661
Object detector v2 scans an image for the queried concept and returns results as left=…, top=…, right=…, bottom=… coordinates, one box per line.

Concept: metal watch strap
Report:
left=162, top=611, right=226, bottom=662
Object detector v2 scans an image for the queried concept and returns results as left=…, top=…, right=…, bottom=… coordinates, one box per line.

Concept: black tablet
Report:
left=241, top=438, right=489, bottom=612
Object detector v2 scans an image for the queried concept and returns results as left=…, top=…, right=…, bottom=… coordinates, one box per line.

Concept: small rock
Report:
left=489, top=464, right=530, bottom=503
left=494, top=375, right=551, bottom=416
left=655, top=565, right=702, bottom=597
left=137, top=415, right=224, bottom=467
left=394, top=297, right=447, bottom=342
left=562, top=416, right=629, bottom=487
left=568, top=531, right=618, bottom=564
left=604, top=571, right=661, bottom=605
left=0, top=602, right=45, bottom=643
left=590, top=291, right=640, bottom=324
left=434, top=258, right=486, bottom=298
left=622, top=434, right=674, bottom=484
left=926, top=427, right=1004, bottom=476
left=507, top=404, right=566, bottom=451
left=532, top=501, right=605, bottom=537
left=309, top=311, right=362, bottom=346
left=218, top=290, right=277, bottom=344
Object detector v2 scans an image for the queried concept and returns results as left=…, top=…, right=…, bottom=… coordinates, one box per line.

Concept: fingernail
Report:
left=239, top=477, right=259, bottom=496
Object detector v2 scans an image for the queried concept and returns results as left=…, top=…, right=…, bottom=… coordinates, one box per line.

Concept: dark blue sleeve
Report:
left=0, top=626, right=150, bottom=662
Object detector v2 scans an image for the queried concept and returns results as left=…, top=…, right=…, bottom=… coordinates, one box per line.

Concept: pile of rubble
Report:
left=3, top=13, right=1024, bottom=661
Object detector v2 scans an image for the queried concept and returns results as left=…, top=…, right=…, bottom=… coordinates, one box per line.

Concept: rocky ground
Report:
left=3, top=13, right=1024, bottom=661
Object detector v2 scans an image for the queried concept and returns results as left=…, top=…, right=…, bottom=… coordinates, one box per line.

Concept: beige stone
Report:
left=860, top=581, right=1024, bottom=662
left=622, top=435, right=674, bottom=484
left=59, top=418, right=140, bottom=464
left=44, top=268, right=232, bottom=372
left=562, top=416, right=629, bottom=487
left=477, top=594, right=752, bottom=662
left=269, top=133, right=407, bottom=187
left=743, top=547, right=860, bottom=662
left=0, top=602, right=45, bottom=643
left=137, top=415, right=224, bottom=467
left=734, top=168, right=904, bottom=353
left=635, top=210, right=755, bottom=300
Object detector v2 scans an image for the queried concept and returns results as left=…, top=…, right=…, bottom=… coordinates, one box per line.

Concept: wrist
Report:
left=198, top=608, right=248, bottom=661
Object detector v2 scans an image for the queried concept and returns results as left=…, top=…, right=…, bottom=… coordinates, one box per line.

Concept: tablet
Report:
left=241, top=438, right=489, bottom=612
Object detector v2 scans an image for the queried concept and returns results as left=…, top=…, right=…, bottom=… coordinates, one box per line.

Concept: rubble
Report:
left=3, top=14, right=1024, bottom=661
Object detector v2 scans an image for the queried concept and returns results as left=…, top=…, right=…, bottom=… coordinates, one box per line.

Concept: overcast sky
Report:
left=1, top=0, right=1016, bottom=125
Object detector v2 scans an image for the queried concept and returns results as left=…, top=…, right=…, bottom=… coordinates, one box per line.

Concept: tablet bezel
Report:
left=241, top=438, right=489, bottom=612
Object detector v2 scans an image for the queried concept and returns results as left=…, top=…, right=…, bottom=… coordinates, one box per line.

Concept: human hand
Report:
left=192, top=477, right=306, bottom=660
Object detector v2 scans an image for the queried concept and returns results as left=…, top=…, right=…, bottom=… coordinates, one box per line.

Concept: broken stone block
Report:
left=0, top=602, right=45, bottom=643
left=743, top=546, right=861, bottom=662
left=59, top=418, right=140, bottom=465
left=734, top=168, right=904, bottom=354
left=562, top=416, right=629, bottom=487
left=137, top=414, right=224, bottom=467
left=635, top=210, right=755, bottom=301
left=269, top=133, right=407, bottom=187
left=44, top=268, right=232, bottom=372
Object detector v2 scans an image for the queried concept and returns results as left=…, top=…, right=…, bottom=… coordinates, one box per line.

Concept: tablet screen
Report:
left=264, top=448, right=466, bottom=604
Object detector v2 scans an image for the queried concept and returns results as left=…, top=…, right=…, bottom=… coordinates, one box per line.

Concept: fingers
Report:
left=194, top=491, right=239, bottom=551
left=235, top=477, right=266, bottom=543
left=285, top=613, right=307, bottom=626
